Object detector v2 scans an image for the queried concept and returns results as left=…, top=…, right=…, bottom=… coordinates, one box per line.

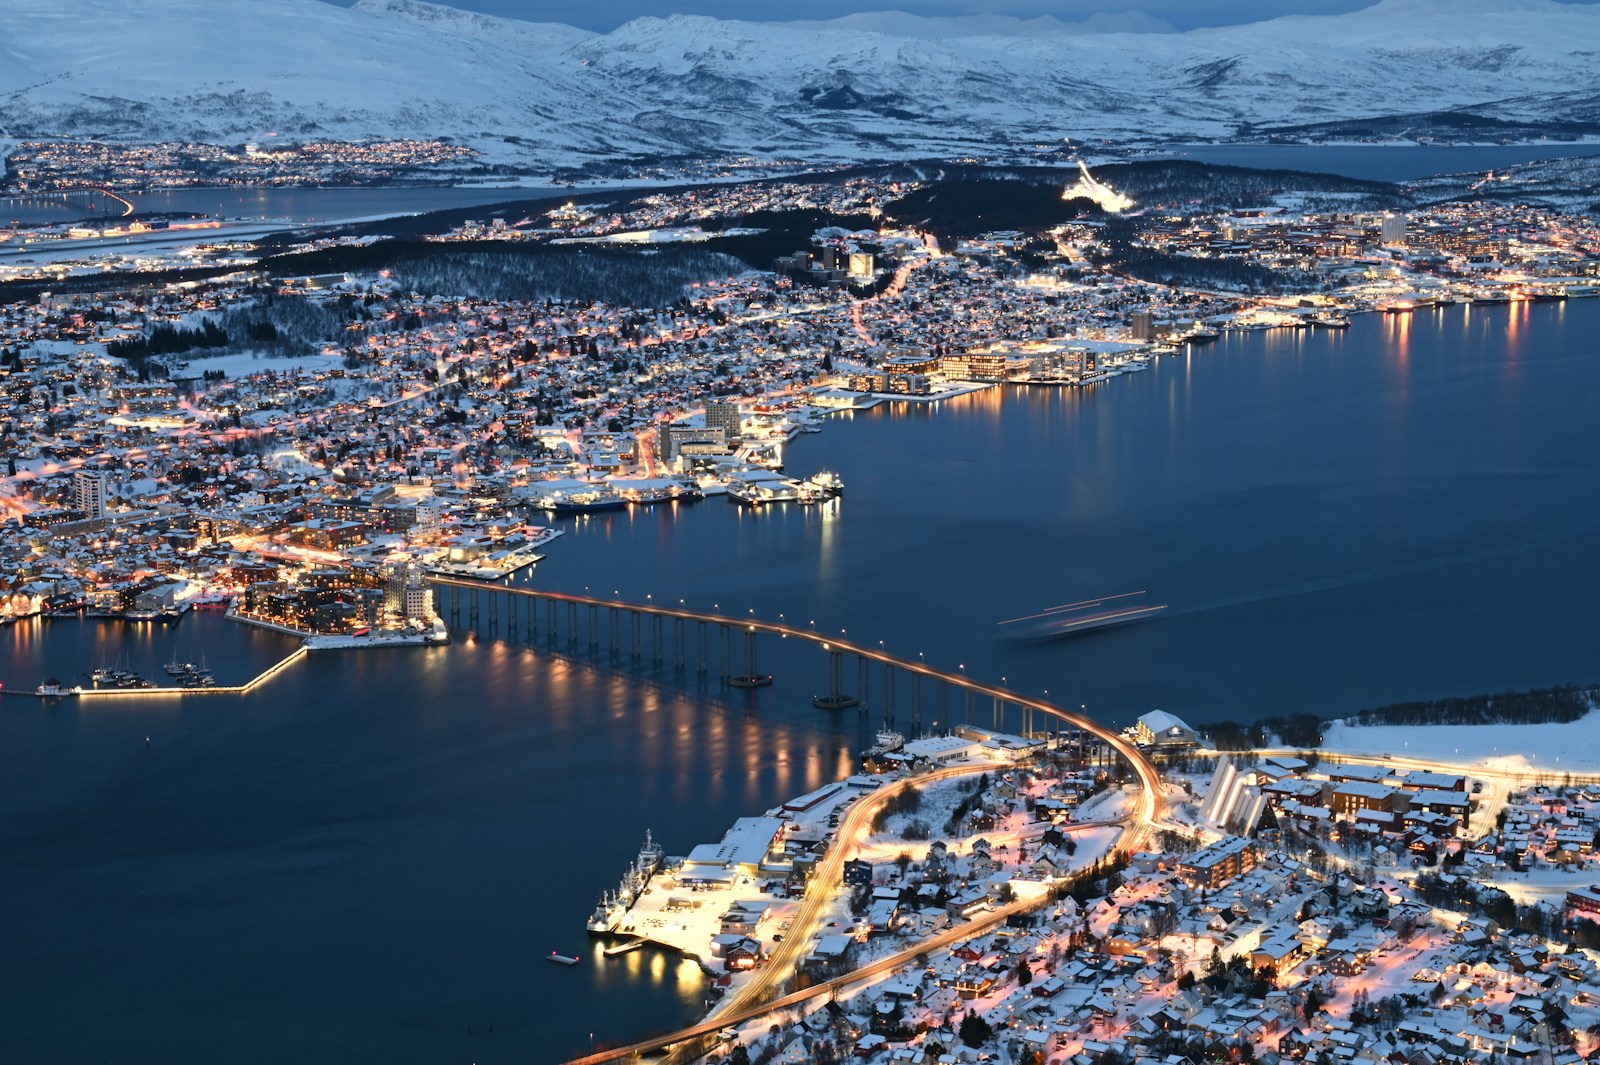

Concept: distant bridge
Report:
left=2, top=187, right=136, bottom=218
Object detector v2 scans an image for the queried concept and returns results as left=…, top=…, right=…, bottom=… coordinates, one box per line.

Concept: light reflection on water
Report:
left=1, top=301, right=1597, bottom=1061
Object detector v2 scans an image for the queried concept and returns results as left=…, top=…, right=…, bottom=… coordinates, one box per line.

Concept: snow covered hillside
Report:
left=2, top=0, right=1598, bottom=176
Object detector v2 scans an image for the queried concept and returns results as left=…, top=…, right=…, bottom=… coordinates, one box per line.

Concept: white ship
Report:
left=860, top=728, right=905, bottom=766
left=587, top=890, right=626, bottom=934
left=636, top=828, right=664, bottom=876
left=588, top=830, right=665, bottom=935
left=806, top=470, right=844, bottom=496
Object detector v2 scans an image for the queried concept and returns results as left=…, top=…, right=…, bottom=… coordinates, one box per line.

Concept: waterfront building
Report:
left=1131, top=710, right=1198, bottom=747
left=881, top=353, right=941, bottom=375
left=680, top=816, right=785, bottom=883
left=660, top=424, right=727, bottom=463
left=939, top=351, right=1007, bottom=381
left=383, top=560, right=434, bottom=622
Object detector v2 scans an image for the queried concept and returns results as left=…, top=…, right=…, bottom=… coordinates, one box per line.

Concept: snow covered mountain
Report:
left=2, top=0, right=1598, bottom=176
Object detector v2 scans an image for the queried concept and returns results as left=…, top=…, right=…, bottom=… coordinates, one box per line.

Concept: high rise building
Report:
left=383, top=560, right=435, bottom=621
left=1380, top=212, right=1408, bottom=245
left=73, top=470, right=110, bottom=519
left=704, top=401, right=741, bottom=442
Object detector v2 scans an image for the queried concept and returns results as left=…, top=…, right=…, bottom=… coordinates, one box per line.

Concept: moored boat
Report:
left=547, top=951, right=580, bottom=966
left=540, top=488, right=626, bottom=514
left=807, top=470, right=844, bottom=496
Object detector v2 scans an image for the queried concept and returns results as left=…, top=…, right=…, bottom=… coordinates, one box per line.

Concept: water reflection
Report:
left=2, top=303, right=1597, bottom=1062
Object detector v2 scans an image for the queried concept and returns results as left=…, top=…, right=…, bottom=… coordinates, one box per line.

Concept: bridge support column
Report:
left=696, top=621, right=708, bottom=675
left=812, top=649, right=858, bottom=709
left=629, top=611, right=640, bottom=659
left=718, top=625, right=731, bottom=682
left=674, top=618, right=685, bottom=670
left=729, top=628, right=770, bottom=689
left=883, top=662, right=895, bottom=732
left=652, top=615, right=664, bottom=665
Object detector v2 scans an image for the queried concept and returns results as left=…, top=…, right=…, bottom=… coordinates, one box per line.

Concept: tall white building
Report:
left=1380, top=212, right=1408, bottom=245
left=1200, top=757, right=1268, bottom=836
left=383, top=560, right=434, bottom=622
left=73, top=470, right=110, bottom=519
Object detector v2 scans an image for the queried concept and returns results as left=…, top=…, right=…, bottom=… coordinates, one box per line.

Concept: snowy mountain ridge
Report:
left=2, top=0, right=1598, bottom=177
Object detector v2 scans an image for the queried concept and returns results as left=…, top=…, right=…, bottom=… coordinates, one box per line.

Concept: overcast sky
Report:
left=329, top=0, right=1434, bottom=33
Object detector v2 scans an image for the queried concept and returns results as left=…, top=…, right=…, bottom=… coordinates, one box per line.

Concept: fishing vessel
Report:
left=587, top=830, right=665, bottom=935
left=997, top=591, right=1168, bottom=640
left=859, top=729, right=905, bottom=763
left=538, top=487, right=626, bottom=514
left=616, top=480, right=703, bottom=506
left=636, top=829, right=663, bottom=876
left=587, top=891, right=626, bottom=934
left=806, top=470, right=844, bottom=496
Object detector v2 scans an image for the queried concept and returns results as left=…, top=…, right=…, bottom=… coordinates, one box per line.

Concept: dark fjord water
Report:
left=2, top=300, right=1597, bottom=1062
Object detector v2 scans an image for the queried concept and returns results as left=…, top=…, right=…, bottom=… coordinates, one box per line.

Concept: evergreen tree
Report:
left=958, top=1010, right=992, bottom=1049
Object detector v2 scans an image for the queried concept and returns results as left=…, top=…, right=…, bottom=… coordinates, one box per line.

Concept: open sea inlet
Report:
left=3, top=300, right=1599, bottom=1063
